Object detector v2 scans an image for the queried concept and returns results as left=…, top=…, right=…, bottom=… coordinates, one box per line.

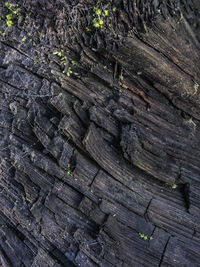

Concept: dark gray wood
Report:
left=0, top=0, right=200, bottom=266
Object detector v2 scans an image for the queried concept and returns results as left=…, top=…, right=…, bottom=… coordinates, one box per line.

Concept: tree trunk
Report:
left=0, top=0, right=200, bottom=266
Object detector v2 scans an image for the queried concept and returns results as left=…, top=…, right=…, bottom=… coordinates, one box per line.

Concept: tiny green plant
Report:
left=71, top=60, right=77, bottom=66
left=4, top=2, right=19, bottom=28
left=0, top=30, right=6, bottom=36
left=172, top=184, right=177, bottom=189
left=66, top=164, right=72, bottom=175
left=137, top=71, right=142, bottom=76
left=53, top=51, right=62, bottom=57
left=90, top=3, right=117, bottom=31
left=119, top=74, right=124, bottom=81
left=139, top=233, right=153, bottom=241
left=6, top=14, right=13, bottom=27
left=5, top=2, right=19, bottom=11
left=86, top=27, right=91, bottom=32
left=94, top=8, right=102, bottom=16
left=139, top=233, right=148, bottom=240
left=93, top=18, right=104, bottom=28
left=66, top=67, right=73, bottom=77
left=103, top=10, right=109, bottom=17
left=92, top=6, right=104, bottom=29
left=67, top=170, right=72, bottom=175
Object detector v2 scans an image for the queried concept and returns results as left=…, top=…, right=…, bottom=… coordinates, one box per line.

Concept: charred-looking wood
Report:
left=181, top=183, right=191, bottom=211
left=0, top=0, right=200, bottom=266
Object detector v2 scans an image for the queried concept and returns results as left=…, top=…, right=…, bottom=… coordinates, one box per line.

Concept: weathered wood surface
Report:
left=0, top=0, right=200, bottom=266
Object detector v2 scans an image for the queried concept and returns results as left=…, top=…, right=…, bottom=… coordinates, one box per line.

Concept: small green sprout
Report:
left=6, top=14, right=13, bottom=27
left=95, top=8, right=102, bottom=16
left=71, top=60, right=77, bottom=66
left=6, top=20, right=13, bottom=27
left=66, top=164, right=72, bottom=175
left=92, top=5, right=105, bottom=29
left=103, top=10, right=109, bottom=16
left=53, top=51, right=62, bottom=57
left=22, top=37, right=27, bottom=42
left=67, top=170, right=72, bottom=175
left=139, top=233, right=146, bottom=239
left=99, top=19, right=104, bottom=25
left=67, top=67, right=73, bottom=77
left=143, top=235, right=148, bottom=240
left=5, top=2, right=12, bottom=8
left=139, top=233, right=153, bottom=241
left=93, top=22, right=100, bottom=28
left=5, top=2, right=19, bottom=15
left=0, top=30, right=6, bottom=36
left=112, top=7, right=117, bottom=12
left=119, top=74, right=124, bottom=81
left=86, top=27, right=91, bottom=32
left=93, top=18, right=103, bottom=28
left=137, top=71, right=142, bottom=76
left=172, top=184, right=177, bottom=189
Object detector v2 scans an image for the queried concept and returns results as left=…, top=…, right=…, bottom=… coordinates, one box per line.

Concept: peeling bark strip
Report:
left=0, top=0, right=200, bottom=266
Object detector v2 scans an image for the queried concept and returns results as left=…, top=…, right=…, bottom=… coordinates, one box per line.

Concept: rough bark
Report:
left=0, top=0, right=200, bottom=266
